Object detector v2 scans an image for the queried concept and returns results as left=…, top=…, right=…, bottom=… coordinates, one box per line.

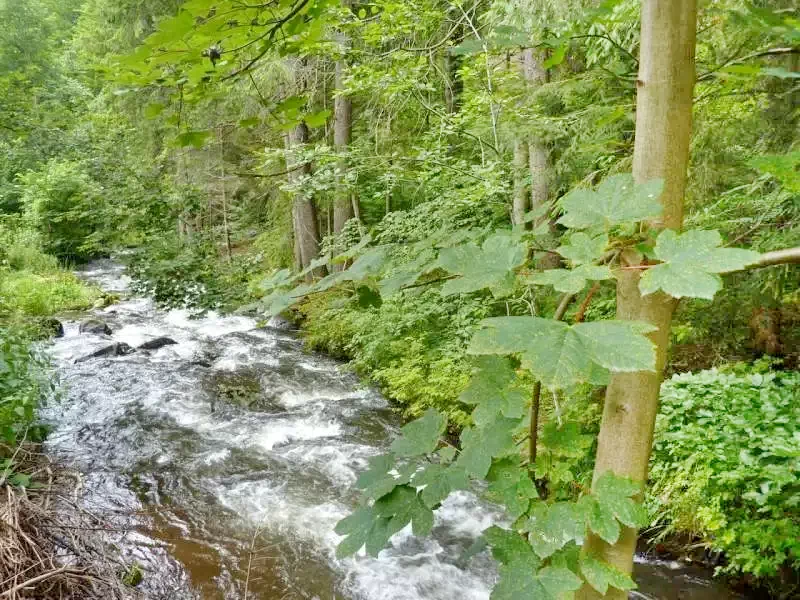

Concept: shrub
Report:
left=0, top=271, right=100, bottom=316
left=19, top=159, right=106, bottom=262
left=0, top=325, right=48, bottom=445
left=648, top=366, right=800, bottom=577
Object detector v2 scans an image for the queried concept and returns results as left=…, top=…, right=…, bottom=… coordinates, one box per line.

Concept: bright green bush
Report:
left=0, top=325, right=48, bottom=445
left=19, top=159, right=106, bottom=262
left=0, top=271, right=100, bottom=316
left=649, top=365, right=800, bottom=577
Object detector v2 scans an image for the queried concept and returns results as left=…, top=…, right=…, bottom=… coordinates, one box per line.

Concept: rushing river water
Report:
left=41, top=260, right=748, bottom=600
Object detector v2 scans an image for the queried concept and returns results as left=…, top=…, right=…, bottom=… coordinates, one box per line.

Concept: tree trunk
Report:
left=523, top=49, right=549, bottom=216
left=333, top=0, right=357, bottom=237
left=287, top=121, right=324, bottom=279
left=512, top=137, right=529, bottom=226
left=577, top=2, right=696, bottom=598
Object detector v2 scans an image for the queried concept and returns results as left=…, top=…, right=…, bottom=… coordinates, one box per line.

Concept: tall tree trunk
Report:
left=333, top=0, right=357, bottom=237
left=287, top=121, right=323, bottom=279
left=512, top=137, right=529, bottom=226
left=577, top=2, right=696, bottom=598
left=523, top=49, right=549, bottom=217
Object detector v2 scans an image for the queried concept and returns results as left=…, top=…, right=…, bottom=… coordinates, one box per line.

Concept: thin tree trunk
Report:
left=218, top=128, right=232, bottom=261
left=287, top=121, right=324, bottom=279
left=577, top=2, right=696, bottom=598
left=333, top=0, right=357, bottom=237
left=523, top=49, right=549, bottom=216
left=512, top=137, right=529, bottom=226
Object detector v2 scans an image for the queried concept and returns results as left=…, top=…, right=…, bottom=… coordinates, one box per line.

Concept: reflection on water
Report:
left=41, top=259, right=746, bottom=600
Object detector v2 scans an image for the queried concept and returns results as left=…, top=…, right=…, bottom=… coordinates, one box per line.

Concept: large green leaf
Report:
left=456, top=415, right=520, bottom=478
left=438, top=233, right=527, bottom=298
left=579, top=554, right=637, bottom=595
left=529, top=265, right=612, bottom=295
left=492, top=563, right=582, bottom=600
left=525, top=502, right=588, bottom=559
left=389, top=408, right=446, bottom=457
left=557, top=232, right=609, bottom=265
left=374, top=485, right=435, bottom=537
left=413, top=463, right=469, bottom=508
left=355, top=454, right=411, bottom=500
left=487, top=459, right=539, bottom=519
left=558, top=174, right=664, bottom=230
left=469, top=317, right=656, bottom=389
left=639, top=229, right=760, bottom=300
left=593, top=472, right=647, bottom=529
left=459, top=357, right=528, bottom=426
left=484, top=526, right=539, bottom=567
left=334, top=506, right=392, bottom=558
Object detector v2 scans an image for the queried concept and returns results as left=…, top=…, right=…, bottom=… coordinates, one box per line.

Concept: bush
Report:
left=0, top=325, right=48, bottom=445
left=0, top=271, right=100, bottom=316
left=19, top=159, right=106, bottom=262
left=648, top=365, right=800, bottom=578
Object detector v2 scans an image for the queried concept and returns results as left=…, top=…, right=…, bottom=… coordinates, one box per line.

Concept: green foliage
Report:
left=0, top=324, right=48, bottom=445
left=649, top=367, right=800, bottom=577
left=19, top=160, right=107, bottom=262
left=640, top=230, right=761, bottom=300
left=469, top=317, right=656, bottom=389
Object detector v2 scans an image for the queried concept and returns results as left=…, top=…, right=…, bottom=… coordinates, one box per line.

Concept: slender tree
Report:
left=578, top=2, right=697, bottom=597
left=333, top=0, right=358, bottom=237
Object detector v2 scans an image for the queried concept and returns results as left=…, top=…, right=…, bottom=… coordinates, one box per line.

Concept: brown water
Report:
left=41, top=260, right=748, bottom=600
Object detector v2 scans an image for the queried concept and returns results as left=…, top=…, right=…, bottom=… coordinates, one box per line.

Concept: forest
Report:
left=0, top=0, right=799, bottom=598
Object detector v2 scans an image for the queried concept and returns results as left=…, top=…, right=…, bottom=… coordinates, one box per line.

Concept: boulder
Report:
left=137, top=337, right=178, bottom=351
left=75, top=342, right=134, bottom=363
left=79, top=319, right=112, bottom=335
left=41, top=317, right=64, bottom=338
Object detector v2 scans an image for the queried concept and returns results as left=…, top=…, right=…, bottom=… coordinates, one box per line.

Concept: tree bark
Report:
left=577, top=2, right=696, bottom=598
left=512, top=137, right=529, bottom=226
left=286, top=121, right=324, bottom=279
left=523, top=49, right=549, bottom=217
left=333, top=0, right=357, bottom=238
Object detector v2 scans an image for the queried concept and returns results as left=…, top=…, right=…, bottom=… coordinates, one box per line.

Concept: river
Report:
left=41, top=260, right=747, bottom=600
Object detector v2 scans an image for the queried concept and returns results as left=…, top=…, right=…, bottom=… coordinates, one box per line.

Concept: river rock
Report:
left=79, top=319, right=112, bottom=335
left=41, top=317, right=65, bottom=338
left=138, top=337, right=178, bottom=351
left=75, top=342, right=135, bottom=363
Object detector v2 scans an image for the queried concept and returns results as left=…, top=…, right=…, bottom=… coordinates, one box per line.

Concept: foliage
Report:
left=649, top=366, right=800, bottom=578
left=0, top=324, right=49, bottom=445
left=19, top=160, right=108, bottom=262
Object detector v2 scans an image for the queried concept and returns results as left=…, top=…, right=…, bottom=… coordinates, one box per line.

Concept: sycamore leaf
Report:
left=355, top=454, right=410, bottom=500
left=334, top=506, right=391, bottom=558
left=593, top=472, right=647, bottom=529
left=305, top=108, right=332, bottom=127
left=580, top=554, right=637, bottom=595
left=459, top=357, right=528, bottom=426
left=456, top=415, right=519, bottom=478
left=582, top=494, right=620, bottom=544
left=469, top=317, right=656, bottom=389
left=389, top=409, right=446, bottom=457
left=492, top=564, right=582, bottom=600
left=557, top=232, right=609, bottom=265
left=374, top=485, right=435, bottom=537
left=413, top=463, right=469, bottom=508
left=639, top=229, right=761, bottom=300
left=539, top=422, right=593, bottom=458
left=144, top=102, right=166, bottom=118
left=484, top=526, right=539, bottom=567
left=438, top=233, right=527, bottom=298
left=558, top=174, right=664, bottom=230
left=525, top=502, right=588, bottom=559
left=315, top=246, right=388, bottom=292
left=378, top=249, right=437, bottom=298
left=174, top=129, right=212, bottom=148
left=529, top=265, right=612, bottom=295
left=487, top=459, right=539, bottom=519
